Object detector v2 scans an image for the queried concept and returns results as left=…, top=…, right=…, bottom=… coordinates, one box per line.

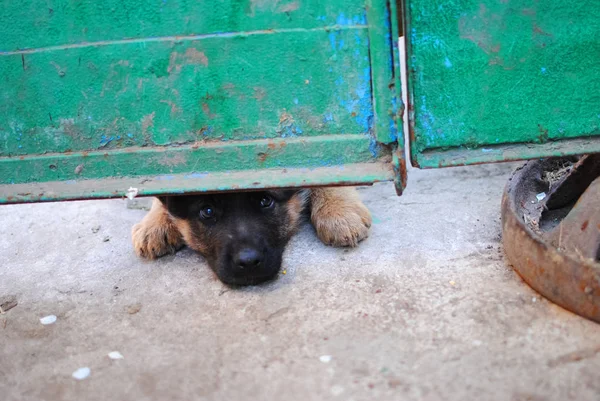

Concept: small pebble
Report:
left=449, top=280, right=456, bottom=286
left=532, top=297, right=537, bottom=303
left=319, top=355, right=332, bottom=363
left=40, top=315, right=57, bottom=325
left=126, top=303, right=142, bottom=314
left=108, top=351, right=124, bottom=360
left=72, top=367, right=91, bottom=380
left=103, top=236, right=110, bottom=242
left=91, top=225, right=101, bottom=234
left=536, top=192, right=547, bottom=201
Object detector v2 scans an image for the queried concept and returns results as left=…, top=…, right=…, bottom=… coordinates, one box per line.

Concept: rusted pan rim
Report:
left=502, top=160, right=600, bottom=323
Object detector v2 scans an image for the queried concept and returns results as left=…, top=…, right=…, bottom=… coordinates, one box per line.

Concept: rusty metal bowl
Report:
left=502, top=158, right=600, bottom=323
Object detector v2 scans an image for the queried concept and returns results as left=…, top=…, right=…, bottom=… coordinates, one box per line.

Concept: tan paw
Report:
left=132, top=220, right=183, bottom=259
left=313, top=200, right=372, bottom=247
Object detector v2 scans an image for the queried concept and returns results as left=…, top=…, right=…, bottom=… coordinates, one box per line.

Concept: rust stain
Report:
left=201, top=103, right=216, bottom=119
left=160, top=100, right=180, bottom=117
left=521, top=8, right=536, bottom=16
left=141, top=112, right=156, bottom=138
left=267, top=142, right=277, bottom=150
left=457, top=7, right=501, bottom=55
left=581, top=220, right=589, bottom=231
left=168, top=48, right=209, bottom=74
left=167, top=51, right=179, bottom=73
left=278, top=1, right=299, bottom=13
left=257, top=152, right=268, bottom=163
left=157, top=153, right=186, bottom=167
left=488, top=57, right=514, bottom=70
left=279, top=111, right=294, bottom=124
left=533, top=23, right=553, bottom=37
left=253, top=87, right=266, bottom=100
left=222, top=83, right=236, bottom=95
left=184, top=48, right=209, bottom=66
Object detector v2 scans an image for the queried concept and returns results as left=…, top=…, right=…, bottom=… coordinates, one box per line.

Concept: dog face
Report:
left=159, top=190, right=307, bottom=286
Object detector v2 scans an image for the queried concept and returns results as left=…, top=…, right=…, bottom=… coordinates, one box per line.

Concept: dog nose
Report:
left=235, top=248, right=263, bottom=270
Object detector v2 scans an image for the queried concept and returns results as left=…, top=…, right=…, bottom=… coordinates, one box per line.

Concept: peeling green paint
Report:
left=0, top=0, right=404, bottom=203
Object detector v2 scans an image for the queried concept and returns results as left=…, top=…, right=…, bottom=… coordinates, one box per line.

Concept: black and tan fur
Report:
left=132, top=187, right=371, bottom=285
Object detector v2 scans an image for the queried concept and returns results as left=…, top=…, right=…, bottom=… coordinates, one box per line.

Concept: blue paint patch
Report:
left=328, top=31, right=345, bottom=51
left=541, top=67, right=547, bottom=74
left=356, top=13, right=367, bottom=25
left=388, top=96, right=399, bottom=143
left=185, top=172, right=208, bottom=179
left=323, top=112, right=334, bottom=123
left=481, top=148, right=494, bottom=153
left=444, top=57, right=453, bottom=68
left=293, top=98, right=299, bottom=105
left=336, top=13, right=352, bottom=26
left=99, top=135, right=114, bottom=147
left=64, top=180, right=78, bottom=185
left=419, top=95, right=436, bottom=146
left=368, top=139, right=378, bottom=158
left=127, top=133, right=133, bottom=138
left=329, top=32, right=337, bottom=51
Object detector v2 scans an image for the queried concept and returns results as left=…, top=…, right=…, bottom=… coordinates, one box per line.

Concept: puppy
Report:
left=132, top=187, right=371, bottom=285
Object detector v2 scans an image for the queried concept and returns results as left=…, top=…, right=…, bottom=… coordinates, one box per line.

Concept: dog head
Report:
left=159, top=190, right=307, bottom=286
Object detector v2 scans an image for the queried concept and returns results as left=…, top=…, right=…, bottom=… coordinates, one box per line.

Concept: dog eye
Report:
left=199, top=205, right=215, bottom=220
left=260, top=195, right=274, bottom=209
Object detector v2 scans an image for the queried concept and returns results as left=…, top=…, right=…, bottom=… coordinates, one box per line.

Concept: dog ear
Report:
left=157, top=196, right=190, bottom=219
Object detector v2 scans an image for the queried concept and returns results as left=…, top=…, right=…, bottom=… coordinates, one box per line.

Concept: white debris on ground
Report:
left=39, top=315, right=57, bottom=325
left=319, top=355, right=332, bottom=363
left=108, top=351, right=124, bottom=360
left=72, top=367, right=91, bottom=380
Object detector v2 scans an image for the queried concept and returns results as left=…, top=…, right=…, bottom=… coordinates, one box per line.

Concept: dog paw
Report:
left=132, top=220, right=182, bottom=259
left=313, top=200, right=372, bottom=247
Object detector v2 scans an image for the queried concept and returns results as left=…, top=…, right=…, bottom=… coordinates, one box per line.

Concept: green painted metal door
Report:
left=0, top=0, right=404, bottom=203
left=404, top=0, right=600, bottom=168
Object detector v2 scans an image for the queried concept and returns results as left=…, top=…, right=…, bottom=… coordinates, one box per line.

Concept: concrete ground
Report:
left=1, top=163, right=599, bottom=401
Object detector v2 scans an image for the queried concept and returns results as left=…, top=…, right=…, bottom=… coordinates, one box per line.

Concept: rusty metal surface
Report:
left=544, top=154, right=600, bottom=210
left=547, top=177, right=600, bottom=260
left=502, top=158, right=600, bottom=323
left=0, top=162, right=394, bottom=204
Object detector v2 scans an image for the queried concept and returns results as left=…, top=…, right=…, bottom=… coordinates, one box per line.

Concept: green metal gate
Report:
left=1, top=0, right=599, bottom=203
left=0, top=0, right=404, bottom=203
left=404, top=0, right=600, bottom=167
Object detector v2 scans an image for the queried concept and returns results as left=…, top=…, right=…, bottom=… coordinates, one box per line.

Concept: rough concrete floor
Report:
left=1, top=163, right=599, bottom=401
